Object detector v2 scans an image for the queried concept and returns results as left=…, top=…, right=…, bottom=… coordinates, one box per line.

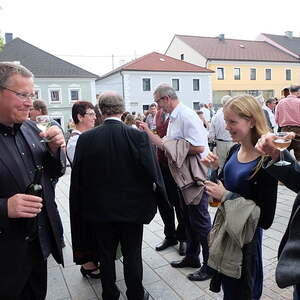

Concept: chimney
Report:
left=218, top=34, right=225, bottom=41
left=5, top=33, right=13, bottom=43
left=285, top=31, right=293, bottom=39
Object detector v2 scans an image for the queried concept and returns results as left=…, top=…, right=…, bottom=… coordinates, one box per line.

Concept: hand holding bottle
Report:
left=7, top=194, right=43, bottom=218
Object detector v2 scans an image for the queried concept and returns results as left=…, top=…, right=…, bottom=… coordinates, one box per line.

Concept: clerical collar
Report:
left=0, top=123, right=22, bottom=135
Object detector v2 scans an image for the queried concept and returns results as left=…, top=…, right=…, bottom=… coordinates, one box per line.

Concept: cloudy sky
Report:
left=1, top=0, right=299, bottom=76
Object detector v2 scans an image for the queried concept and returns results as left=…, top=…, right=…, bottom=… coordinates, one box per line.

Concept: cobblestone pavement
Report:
left=47, top=168, right=294, bottom=300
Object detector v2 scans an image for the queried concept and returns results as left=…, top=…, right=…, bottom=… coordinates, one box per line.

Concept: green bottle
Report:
left=25, top=166, right=43, bottom=239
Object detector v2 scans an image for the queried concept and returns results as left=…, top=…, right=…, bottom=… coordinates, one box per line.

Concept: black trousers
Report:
left=180, top=192, right=211, bottom=264
left=93, top=222, right=145, bottom=300
left=157, top=164, right=186, bottom=242
left=1, top=239, right=47, bottom=300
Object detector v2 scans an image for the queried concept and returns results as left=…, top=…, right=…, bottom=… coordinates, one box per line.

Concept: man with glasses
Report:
left=139, top=83, right=212, bottom=281
left=0, top=62, right=66, bottom=299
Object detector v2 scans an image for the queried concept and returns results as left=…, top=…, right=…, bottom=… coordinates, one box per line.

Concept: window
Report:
left=248, top=90, right=259, bottom=97
left=265, top=69, right=272, bottom=80
left=180, top=54, right=184, bottom=61
left=234, top=68, right=241, bottom=80
left=250, top=68, right=256, bottom=80
left=142, top=105, right=150, bottom=111
left=49, top=89, right=61, bottom=102
left=217, top=67, right=224, bottom=80
left=142, top=78, right=151, bottom=91
left=70, top=90, right=79, bottom=101
left=34, top=89, right=41, bottom=99
left=193, top=79, right=200, bottom=91
left=286, top=69, right=292, bottom=80
left=193, top=102, right=200, bottom=110
left=172, top=79, right=180, bottom=91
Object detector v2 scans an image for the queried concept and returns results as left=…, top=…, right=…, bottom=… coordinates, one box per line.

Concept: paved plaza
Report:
left=47, top=168, right=295, bottom=300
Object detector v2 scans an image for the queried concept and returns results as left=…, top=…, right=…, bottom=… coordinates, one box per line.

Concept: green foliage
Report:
left=0, top=36, right=3, bottom=51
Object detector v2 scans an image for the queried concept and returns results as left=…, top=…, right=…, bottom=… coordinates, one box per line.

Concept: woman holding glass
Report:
left=203, top=95, right=278, bottom=300
left=67, top=101, right=100, bottom=279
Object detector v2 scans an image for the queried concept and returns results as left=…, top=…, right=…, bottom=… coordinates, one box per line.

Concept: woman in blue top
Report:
left=204, top=95, right=278, bottom=300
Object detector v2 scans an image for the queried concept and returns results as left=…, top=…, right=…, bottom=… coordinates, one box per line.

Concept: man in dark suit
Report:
left=69, top=91, right=167, bottom=300
left=256, top=131, right=300, bottom=299
left=0, top=62, right=66, bottom=299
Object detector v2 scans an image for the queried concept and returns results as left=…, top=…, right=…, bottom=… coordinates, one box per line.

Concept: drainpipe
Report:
left=120, top=71, right=125, bottom=99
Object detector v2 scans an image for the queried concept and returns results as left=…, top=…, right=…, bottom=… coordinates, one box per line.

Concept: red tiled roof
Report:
left=100, top=52, right=213, bottom=79
left=173, top=35, right=300, bottom=62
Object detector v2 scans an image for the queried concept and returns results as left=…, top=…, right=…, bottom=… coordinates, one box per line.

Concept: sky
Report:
left=1, top=0, right=300, bottom=76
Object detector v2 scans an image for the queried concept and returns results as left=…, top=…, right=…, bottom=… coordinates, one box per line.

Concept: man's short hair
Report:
left=154, top=84, right=178, bottom=100
left=33, top=100, right=48, bottom=115
left=98, top=92, right=125, bottom=116
left=290, top=85, right=300, bottom=93
left=72, top=101, right=95, bottom=124
left=149, top=103, right=157, bottom=108
left=265, top=98, right=275, bottom=105
left=0, top=62, right=33, bottom=89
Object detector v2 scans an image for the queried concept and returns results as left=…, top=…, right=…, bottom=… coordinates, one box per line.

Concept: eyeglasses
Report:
left=154, top=96, right=166, bottom=103
left=0, top=86, right=36, bottom=101
left=85, top=112, right=96, bottom=117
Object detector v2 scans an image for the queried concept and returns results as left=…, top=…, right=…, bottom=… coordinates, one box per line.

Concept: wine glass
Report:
left=36, top=115, right=52, bottom=142
left=273, top=132, right=292, bottom=166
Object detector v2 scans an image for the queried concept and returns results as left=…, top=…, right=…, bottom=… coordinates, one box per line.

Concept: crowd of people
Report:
left=1, top=61, right=300, bottom=300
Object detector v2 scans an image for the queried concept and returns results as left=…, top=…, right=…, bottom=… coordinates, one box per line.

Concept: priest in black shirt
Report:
left=0, top=62, right=66, bottom=300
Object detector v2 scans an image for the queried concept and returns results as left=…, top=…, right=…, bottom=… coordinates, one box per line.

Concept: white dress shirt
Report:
left=66, top=129, right=81, bottom=164
left=208, top=108, right=232, bottom=141
left=263, top=105, right=278, bottom=132
left=201, top=107, right=211, bottom=122
left=167, top=103, right=209, bottom=157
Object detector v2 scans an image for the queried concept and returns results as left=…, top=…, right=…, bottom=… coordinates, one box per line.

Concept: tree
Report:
left=0, top=36, right=3, bottom=51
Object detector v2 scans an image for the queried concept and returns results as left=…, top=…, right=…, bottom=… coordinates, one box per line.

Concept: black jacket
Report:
left=0, top=120, right=66, bottom=298
left=69, top=120, right=168, bottom=260
left=265, top=151, right=300, bottom=257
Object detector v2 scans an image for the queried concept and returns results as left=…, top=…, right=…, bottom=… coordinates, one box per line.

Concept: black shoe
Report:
left=80, top=266, right=101, bottom=279
left=143, top=290, right=150, bottom=300
left=178, top=241, right=186, bottom=256
left=187, top=264, right=212, bottom=281
left=155, top=238, right=177, bottom=251
left=170, top=258, right=201, bottom=268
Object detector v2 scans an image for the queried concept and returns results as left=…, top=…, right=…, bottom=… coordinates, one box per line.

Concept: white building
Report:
left=96, top=52, right=213, bottom=113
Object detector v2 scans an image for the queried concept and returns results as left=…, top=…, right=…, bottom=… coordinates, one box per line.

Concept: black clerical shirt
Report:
left=0, top=122, right=54, bottom=259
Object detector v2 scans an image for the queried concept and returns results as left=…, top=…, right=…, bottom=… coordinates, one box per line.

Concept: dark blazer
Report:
left=0, top=120, right=66, bottom=297
left=265, top=151, right=300, bottom=256
left=69, top=119, right=168, bottom=260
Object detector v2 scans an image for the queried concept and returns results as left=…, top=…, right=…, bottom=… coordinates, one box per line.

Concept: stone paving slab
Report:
left=46, top=169, right=295, bottom=299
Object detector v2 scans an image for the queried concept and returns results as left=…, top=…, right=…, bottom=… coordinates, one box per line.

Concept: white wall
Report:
left=123, top=71, right=212, bottom=112
left=165, top=36, right=207, bottom=67
left=96, top=70, right=212, bottom=113
left=95, top=72, right=123, bottom=97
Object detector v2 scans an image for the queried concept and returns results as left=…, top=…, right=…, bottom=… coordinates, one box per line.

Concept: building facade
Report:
left=96, top=52, right=213, bottom=113
left=0, top=37, right=98, bottom=130
left=166, top=34, right=300, bottom=103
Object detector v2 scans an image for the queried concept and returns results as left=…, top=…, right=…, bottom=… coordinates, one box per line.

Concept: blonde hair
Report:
left=224, top=94, right=269, bottom=177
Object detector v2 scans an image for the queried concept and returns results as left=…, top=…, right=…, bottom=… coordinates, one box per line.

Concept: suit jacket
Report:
left=0, top=120, right=66, bottom=297
left=69, top=119, right=168, bottom=261
left=264, top=151, right=300, bottom=287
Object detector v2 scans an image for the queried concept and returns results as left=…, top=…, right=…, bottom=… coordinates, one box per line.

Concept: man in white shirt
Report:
left=139, top=83, right=212, bottom=281
left=263, top=98, right=278, bottom=132
left=208, top=95, right=235, bottom=169
left=201, top=104, right=211, bottom=123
